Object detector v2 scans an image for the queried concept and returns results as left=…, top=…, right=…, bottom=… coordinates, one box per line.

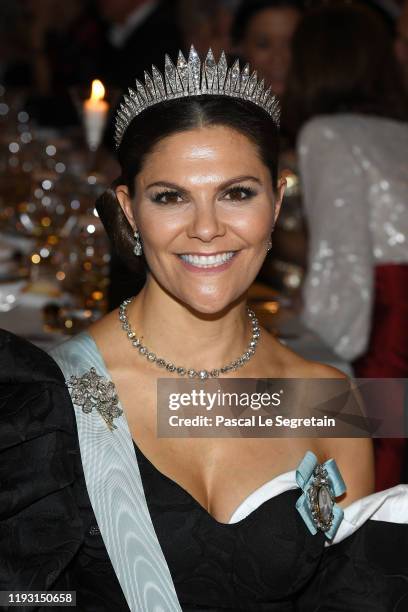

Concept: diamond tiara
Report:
left=114, top=45, right=281, bottom=149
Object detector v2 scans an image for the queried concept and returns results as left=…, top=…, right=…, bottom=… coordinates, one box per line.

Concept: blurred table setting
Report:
left=0, top=80, right=118, bottom=349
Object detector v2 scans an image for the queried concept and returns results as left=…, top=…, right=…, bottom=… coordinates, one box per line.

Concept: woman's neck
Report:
left=126, top=280, right=251, bottom=372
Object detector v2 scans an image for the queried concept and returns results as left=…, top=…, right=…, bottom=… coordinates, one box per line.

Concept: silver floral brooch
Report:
left=67, top=367, right=123, bottom=431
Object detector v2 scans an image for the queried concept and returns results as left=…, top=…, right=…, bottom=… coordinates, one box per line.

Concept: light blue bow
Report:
left=295, top=450, right=346, bottom=540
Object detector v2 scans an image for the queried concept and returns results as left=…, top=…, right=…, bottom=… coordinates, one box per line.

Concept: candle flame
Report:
left=90, top=79, right=105, bottom=102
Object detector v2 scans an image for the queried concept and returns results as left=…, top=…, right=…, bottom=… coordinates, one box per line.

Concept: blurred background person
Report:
left=231, top=0, right=304, bottom=98
left=366, top=0, right=401, bottom=30
left=395, top=0, right=408, bottom=91
left=3, top=0, right=102, bottom=126
left=177, top=0, right=240, bottom=58
left=96, top=0, right=183, bottom=92
left=3, top=0, right=185, bottom=128
left=285, top=2, right=408, bottom=491
left=0, top=1, right=22, bottom=83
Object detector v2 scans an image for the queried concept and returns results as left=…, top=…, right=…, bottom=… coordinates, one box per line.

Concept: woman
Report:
left=284, top=3, right=408, bottom=492
left=2, top=48, right=408, bottom=611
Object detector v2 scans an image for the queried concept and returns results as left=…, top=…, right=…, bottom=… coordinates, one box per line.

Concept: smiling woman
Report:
left=111, top=123, right=284, bottom=314
left=3, top=47, right=407, bottom=612
left=98, top=93, right=281, bottom=277
left=51, top=46, right=407, bottom=611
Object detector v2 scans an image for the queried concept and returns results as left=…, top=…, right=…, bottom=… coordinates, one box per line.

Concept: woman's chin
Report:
left=181, top=291, right=246, bottom=317
left=151, top=274, right=251, bottom=316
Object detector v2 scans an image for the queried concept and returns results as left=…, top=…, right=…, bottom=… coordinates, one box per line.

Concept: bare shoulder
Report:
left=301, top=360, right=348, bottom=380
left=273, top=346, right=375, bottom=504
left=271, top=337, right=349, bottom=380
left=308, top=365, right=375, bottom=504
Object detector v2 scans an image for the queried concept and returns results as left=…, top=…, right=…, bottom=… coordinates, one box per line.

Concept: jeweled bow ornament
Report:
left=114, top=45, right=281, bottom=148
left=296, top=450, right=346, bottom=540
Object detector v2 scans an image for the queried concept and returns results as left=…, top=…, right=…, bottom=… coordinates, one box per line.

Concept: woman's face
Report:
left=240, top=8, right=301, bottom=96
left=117, top=126, right=285, bottom=314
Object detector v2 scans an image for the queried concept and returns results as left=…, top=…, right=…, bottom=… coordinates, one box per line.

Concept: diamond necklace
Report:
left=118, top=297, right=261, bottom=379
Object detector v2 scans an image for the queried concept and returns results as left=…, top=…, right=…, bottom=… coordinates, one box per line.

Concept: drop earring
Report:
left=266, top=227, right=275, bottom=252
left=133, top=230, right=142, bottom=256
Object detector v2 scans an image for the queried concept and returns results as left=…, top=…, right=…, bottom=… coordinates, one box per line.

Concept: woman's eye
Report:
left=152, top=190, right=184, bottom=204
left=223, top=186, right=257, bottom=201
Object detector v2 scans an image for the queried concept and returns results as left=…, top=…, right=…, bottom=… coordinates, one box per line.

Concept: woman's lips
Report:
left=176, top=251, right=239, bottom=274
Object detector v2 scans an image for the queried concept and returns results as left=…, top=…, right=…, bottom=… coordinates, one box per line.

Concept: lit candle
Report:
left=83, top=79, right=109, bottom=151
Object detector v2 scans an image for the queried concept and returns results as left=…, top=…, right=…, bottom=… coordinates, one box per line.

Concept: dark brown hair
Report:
left=283, top=3, right=408, bottom=139
left=96, top=95, right=280, bottom=271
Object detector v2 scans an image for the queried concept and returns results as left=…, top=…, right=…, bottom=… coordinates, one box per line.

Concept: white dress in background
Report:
left=297, top=114, right=408, bottom=361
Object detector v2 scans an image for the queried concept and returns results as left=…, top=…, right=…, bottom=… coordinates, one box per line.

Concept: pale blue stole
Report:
left=50, top=332, right=182, bottom=612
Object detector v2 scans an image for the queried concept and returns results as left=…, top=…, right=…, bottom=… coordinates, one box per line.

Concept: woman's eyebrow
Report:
left=145, top=175, right=262, bottom=191
left=219, top=175, right=262, bottom=189
left=146, top=180, right=188, bottom=191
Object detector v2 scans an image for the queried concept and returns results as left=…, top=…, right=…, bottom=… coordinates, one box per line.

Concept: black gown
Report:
left=1, top=329, right=408, bottom=612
